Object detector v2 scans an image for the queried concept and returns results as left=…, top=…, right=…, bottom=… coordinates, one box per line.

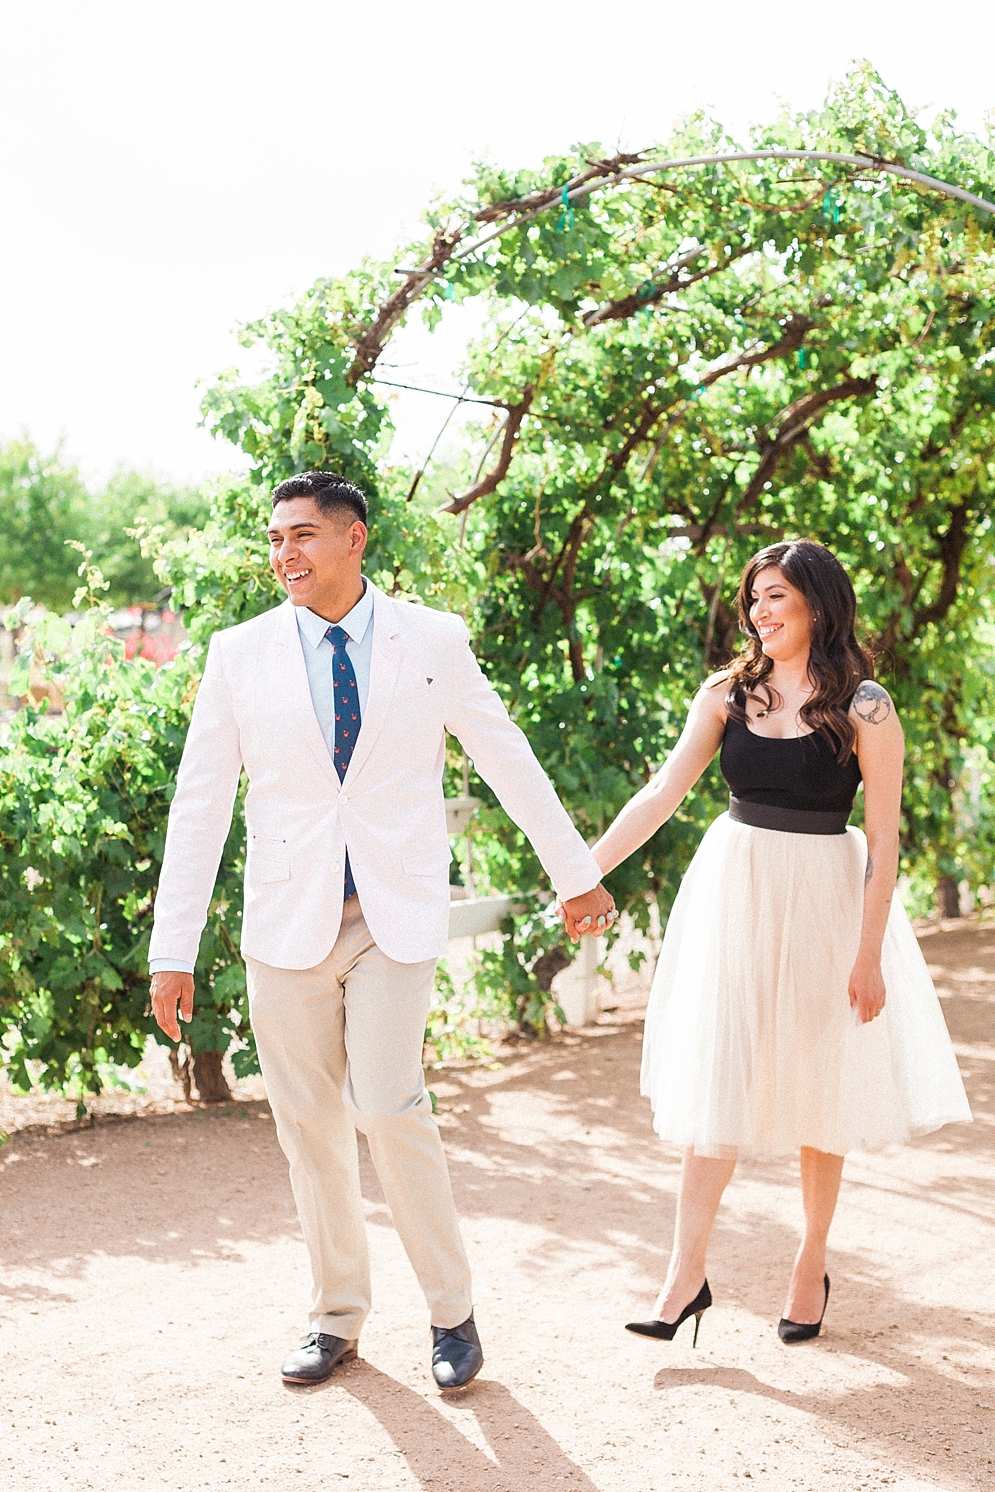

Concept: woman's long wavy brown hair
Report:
left=724, top=540, right=874, bottom=762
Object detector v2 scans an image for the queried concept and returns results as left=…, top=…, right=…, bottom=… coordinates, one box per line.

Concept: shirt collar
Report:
left=296, top=579, right=373, bottom=649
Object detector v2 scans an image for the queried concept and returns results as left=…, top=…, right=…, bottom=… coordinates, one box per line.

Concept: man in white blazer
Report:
left=150, top=471, right=616, bottom=1388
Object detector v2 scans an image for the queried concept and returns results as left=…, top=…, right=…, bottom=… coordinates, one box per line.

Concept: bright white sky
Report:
left=0, top=0, right=992, bottom=487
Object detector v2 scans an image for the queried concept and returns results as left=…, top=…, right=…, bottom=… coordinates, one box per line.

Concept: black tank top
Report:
left=720, top=715, right=862, bottom=815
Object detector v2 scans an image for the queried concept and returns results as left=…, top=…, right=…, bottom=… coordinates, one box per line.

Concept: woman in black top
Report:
left=590, top=541, right=970, bottom=1345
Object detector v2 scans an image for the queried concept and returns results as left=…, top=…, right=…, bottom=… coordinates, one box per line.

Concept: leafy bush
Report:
left=0, top=560, right=249, bottom=1109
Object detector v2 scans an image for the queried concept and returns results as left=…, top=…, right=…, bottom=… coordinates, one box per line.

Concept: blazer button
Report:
left=339, top=793, right=348, bottom=805
left=330, top=861, right=341, bottom=872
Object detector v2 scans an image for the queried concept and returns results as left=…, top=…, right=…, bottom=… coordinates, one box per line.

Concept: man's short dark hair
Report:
left=271, top=471, right=368, bottom=526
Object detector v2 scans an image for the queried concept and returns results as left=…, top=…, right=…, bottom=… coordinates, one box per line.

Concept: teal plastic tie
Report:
left=797, top=347, right=808, bottom=369
left=822, top=188, right=841, bottom=225
left=442, top=280, right=455, bottom=301
left=557, top=183, right=576, bottom=232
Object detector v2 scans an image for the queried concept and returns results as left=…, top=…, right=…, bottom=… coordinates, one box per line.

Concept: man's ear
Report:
left=349, top=521, right=368, bottom=556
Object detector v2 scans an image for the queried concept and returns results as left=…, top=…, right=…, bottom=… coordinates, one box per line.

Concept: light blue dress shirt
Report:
left=294, top=581, right=374, bottom=752
left=149, top=582, right=375, bottom=976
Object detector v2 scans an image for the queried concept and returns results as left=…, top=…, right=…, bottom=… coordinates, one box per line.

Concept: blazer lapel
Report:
left=261, top=600, right=340, bottom=784
left=344, top=585, right=401, bottom=784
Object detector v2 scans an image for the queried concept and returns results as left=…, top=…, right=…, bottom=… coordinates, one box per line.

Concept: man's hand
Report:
left=150, top=972, right=195, bottom=1041
left=560, top=884, right=618, bottom=943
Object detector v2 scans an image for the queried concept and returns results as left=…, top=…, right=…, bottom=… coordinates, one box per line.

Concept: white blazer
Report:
left=149, top=585, right=602, bottom=969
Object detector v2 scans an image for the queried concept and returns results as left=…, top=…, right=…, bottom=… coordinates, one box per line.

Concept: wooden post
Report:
left=554, top=934, right=602, bottom=1027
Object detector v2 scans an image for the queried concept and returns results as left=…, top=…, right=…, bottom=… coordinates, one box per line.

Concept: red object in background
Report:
left=120, top=613, right=181, bottom=666
left=124, top=631, right=180, bottom=665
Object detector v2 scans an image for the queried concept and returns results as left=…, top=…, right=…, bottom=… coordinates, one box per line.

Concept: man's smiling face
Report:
left=267, top=496, right=367, bottom=614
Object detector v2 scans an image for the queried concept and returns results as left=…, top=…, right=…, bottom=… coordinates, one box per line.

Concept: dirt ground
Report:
left=1, top=921, right=993, bottom=1492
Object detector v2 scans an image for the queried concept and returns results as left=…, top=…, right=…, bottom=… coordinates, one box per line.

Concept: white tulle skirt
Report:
left=641, top=813, right=972, bottom=1157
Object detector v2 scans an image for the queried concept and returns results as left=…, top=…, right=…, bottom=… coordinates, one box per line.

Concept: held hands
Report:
left=559, top=884, right=618, bottom=944
left=848, top=956, right=886, bottom=1024
left=151, top=894, right=620, bottom=1023
left=150, top=971, right=195, bottom=1042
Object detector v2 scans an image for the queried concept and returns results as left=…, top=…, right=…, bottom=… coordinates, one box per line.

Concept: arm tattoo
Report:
left=864, top=854, right=874, bottom=887
left=853, top=681, right=892, bottom=724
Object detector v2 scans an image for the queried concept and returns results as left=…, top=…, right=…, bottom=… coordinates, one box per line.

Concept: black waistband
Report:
left=728, top=795, right=850, bottom=836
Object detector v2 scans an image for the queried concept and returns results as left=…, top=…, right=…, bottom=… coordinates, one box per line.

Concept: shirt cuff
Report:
left=552, top=850, right=604, bottom=903
left=149, top=959, right=195, bottom=975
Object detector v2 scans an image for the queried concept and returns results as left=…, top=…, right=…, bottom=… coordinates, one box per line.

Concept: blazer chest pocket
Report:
left=392, top=683, right=441, bottom=715
left=249, top=836, right=290, bottom=884
left=394, top=681, right=436, bottom=700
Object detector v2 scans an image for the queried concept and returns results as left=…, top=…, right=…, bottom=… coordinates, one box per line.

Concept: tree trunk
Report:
left=936, top=875, right=961, bottom=919
left=533, top=946, right=571, bottom=993
left=193, top=1049, right=232, bottom=1103
left=168, top=1048, right=192, bottom=1102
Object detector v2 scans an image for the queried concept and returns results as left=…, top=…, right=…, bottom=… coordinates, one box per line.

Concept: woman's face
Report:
left=748, top=566, right=814, bottom=661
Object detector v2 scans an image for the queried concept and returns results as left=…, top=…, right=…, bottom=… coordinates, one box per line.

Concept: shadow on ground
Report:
left=1, top=921, right=992, bottom=1489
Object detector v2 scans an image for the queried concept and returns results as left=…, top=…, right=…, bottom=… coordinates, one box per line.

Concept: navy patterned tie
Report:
left=326, top=624, right=361, bottom=901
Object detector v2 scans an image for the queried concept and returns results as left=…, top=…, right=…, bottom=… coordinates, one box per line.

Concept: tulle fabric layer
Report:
left=641, top=814, right=972, bottom=1158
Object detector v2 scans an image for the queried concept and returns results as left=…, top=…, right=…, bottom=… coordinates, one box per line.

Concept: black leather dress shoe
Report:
left=281, top=1332, right=358, bottom=1384
left=431, top=1313, right=483, bottom=1389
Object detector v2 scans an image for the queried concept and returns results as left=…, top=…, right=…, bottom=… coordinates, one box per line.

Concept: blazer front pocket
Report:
left=402, top=848, right=452, bottom=877
left=248, top=834, right=290, bottom=883
left=249, top=855, right=291, bottom=884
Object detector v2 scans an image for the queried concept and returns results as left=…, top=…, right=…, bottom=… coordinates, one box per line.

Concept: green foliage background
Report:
left=3, top=64, right=995, bottom=1098
left=0, top=437, right=209, bottom=610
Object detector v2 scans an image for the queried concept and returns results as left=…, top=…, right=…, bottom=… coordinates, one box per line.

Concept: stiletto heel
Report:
left=778, top=1274, right=830, bottom=1343
left=625, top=1280, right=711, bottom=1344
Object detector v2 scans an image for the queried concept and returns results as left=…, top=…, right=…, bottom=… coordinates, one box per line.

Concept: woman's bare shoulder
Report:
left=695, top=669, right=732, bottom=720
left=849, top=679, right=896, bottom=727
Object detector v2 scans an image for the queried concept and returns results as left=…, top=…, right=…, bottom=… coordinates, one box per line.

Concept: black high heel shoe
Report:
left=625, top=1280, right=712, bottom=1346
left=778, top=1274, right=830, bottom=1344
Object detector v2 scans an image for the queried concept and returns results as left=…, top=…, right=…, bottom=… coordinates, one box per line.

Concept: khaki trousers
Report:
left=246, top=897, right=473, bottom=1339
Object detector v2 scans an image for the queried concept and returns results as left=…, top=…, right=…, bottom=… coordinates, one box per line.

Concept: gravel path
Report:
left=1, top=921, right=993, bottom=1491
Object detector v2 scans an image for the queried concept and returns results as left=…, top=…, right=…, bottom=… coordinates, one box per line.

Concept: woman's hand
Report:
left=848, top=956, right=886, bottom=1024
left=556, top=889, right=618, bottom=942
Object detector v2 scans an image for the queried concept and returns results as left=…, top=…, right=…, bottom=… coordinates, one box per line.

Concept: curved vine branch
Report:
left=472, top=152, right=647, bottom=225
left=912, top=498, right=972, bottom=632
left=347, top=226, right=462, bottom=386
left=582, top=244, right=752, bottom=327
left=735, top=373, right=879, bottom=515
left=463, top=151, right=995, bottom=266
left=440, top=388, right=535, bottom=515
left=696, top=313, right=815, bottom=392
left=343, top=148, right=993, bottom=389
